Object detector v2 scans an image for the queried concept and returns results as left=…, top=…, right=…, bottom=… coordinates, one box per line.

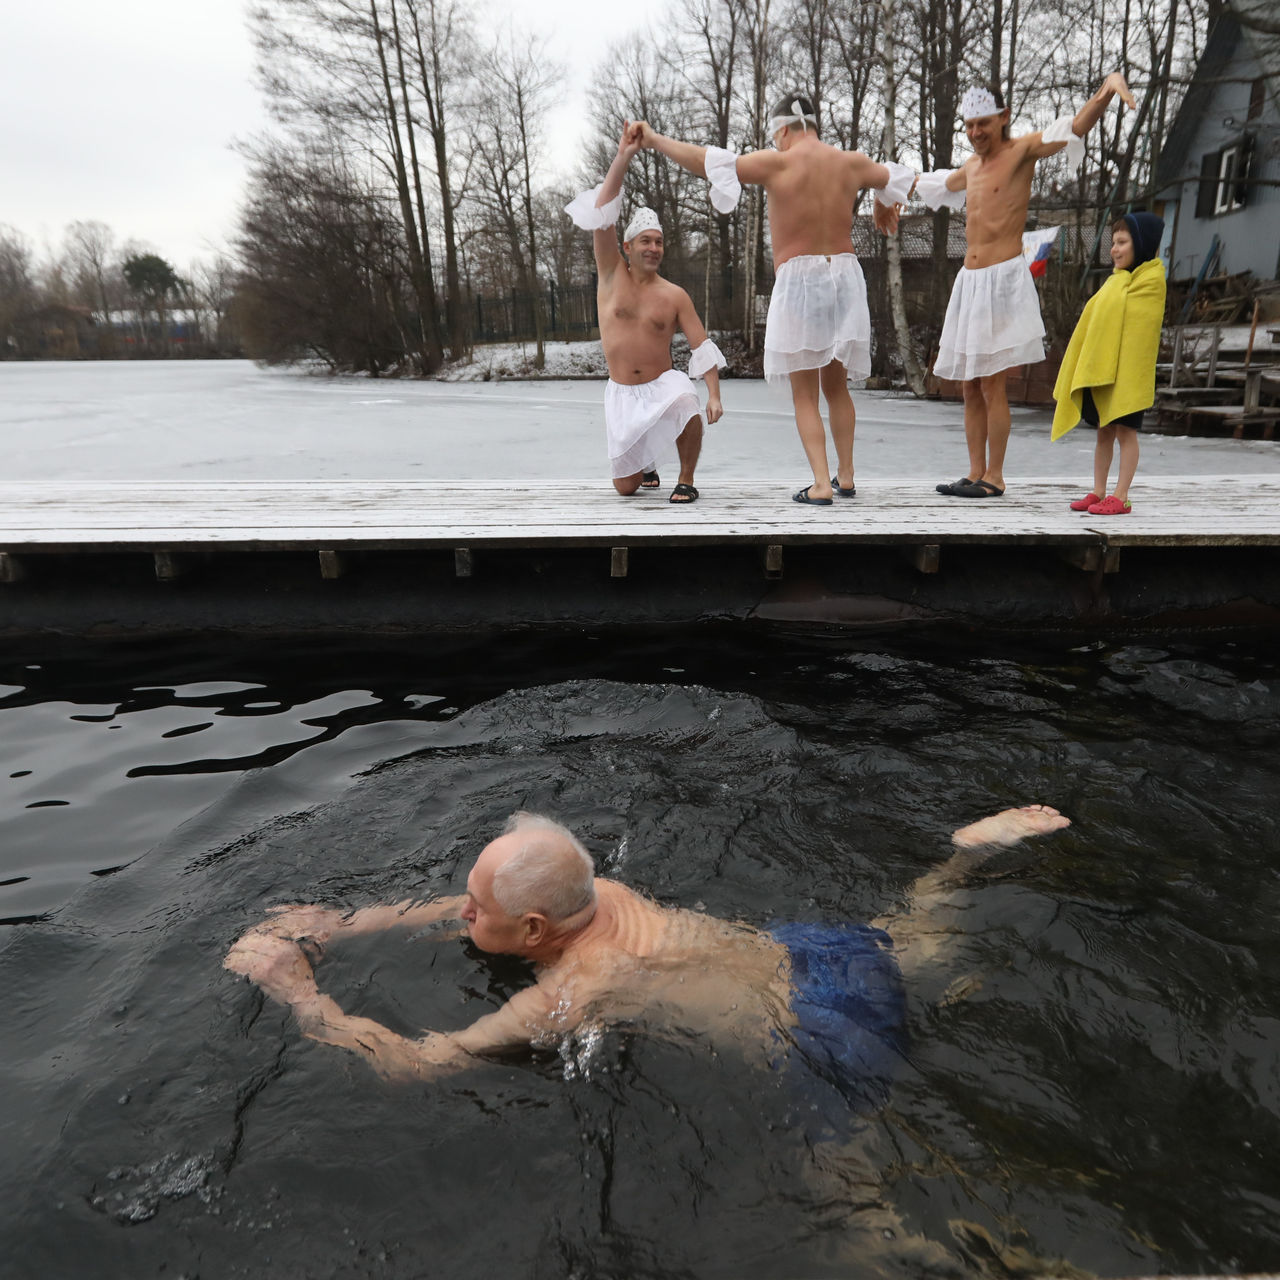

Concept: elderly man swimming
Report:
left=225, top=806, right=1069, bottom=1097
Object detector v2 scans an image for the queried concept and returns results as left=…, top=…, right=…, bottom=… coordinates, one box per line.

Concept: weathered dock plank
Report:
left=2, top=476, right=1278, bottom=553
left=3, top=476, right=1277, bottom=636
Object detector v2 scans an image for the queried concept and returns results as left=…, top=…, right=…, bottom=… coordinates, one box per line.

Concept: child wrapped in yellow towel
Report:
left=1052, top=211, right=1166, bottom=514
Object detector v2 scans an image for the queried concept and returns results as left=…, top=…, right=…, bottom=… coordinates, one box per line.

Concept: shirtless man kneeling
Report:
left=919, top=75, right=1137, bottom=499
left=225, top=805, right=1071, bottom=1102
left=565, top=126, right=724, bottom=504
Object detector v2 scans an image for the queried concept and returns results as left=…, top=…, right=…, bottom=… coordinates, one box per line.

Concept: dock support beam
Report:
left=154, top=552, right=196, bottom=581
left=610, top=547, right=629, bottom=578
left=318, top=550, right=349, bottom=580
left=764, top=545, right=784, bottom=580
left=1060, top=546, right=1121, bottom=574
left=904, top=544, right=941, bottom=574
left=0, top=553, right=28, bottom=584
left=454, top=548, right=473, bottom=579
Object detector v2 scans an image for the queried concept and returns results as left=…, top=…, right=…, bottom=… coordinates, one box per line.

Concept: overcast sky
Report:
left=3, top=1, right=624, bottom=269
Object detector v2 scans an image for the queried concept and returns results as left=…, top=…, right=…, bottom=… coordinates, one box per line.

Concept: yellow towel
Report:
left=1051, top=257, right=1167, bottom=441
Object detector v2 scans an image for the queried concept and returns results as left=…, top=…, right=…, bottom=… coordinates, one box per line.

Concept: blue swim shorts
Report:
left=768, top=921, right=907, bottom=1138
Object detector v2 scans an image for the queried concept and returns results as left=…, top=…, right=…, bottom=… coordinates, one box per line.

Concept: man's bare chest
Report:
left=603, top=285, right=677, bottom=335
left=969, top=154, right=1032, bottom=209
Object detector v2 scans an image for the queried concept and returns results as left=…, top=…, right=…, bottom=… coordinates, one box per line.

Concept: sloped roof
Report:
left=1156, top=3, right=1280, bottom=189
left=850, top=213, right=968, bottom=259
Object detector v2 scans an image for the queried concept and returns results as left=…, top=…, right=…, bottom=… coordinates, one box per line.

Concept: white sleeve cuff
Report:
left=915, top=169, right=965, bottom=211
left=1042, top=114, right=1085, bottom=168
left=565, top=183, right=623, bottom=230
left=688, top=338, right=727, bottom=380
left=874, top=161, right=916, bottom=208
left=704, top=147, right=742, bottom=214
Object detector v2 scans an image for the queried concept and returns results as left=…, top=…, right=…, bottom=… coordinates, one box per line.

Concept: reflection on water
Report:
left=1, top=629, right=1278, bottom=1278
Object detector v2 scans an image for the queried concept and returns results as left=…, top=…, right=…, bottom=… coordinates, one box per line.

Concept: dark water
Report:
left=2, top=628, right=1278, bottom=1279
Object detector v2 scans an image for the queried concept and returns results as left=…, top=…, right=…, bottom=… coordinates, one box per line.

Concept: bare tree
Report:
left=0, top=226, right=37, bottom=354
left=878, top=0, right=926, bottom=392
left=403, top=0, right=473, bottom=358
left=467, top=31, right=563, bottom=368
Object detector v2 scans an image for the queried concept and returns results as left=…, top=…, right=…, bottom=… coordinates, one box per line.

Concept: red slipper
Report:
left=1087, top=495, right=1131, bottom=515
left=1069, top=491, right=1101, bottom=511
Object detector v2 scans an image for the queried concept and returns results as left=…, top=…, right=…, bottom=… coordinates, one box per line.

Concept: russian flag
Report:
left=1022, top=226, right=1061, bottom=278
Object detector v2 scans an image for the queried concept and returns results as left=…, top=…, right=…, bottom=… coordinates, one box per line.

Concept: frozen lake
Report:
left=3, top=358, right=1277, bottom=485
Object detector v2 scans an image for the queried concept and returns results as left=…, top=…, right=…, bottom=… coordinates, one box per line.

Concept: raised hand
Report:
left=618, top=119, right=643, bottom=160
left=1104, top=71, right=1137, bottom=110
left=629, top=120, right=656, bottom=150
left=873, top=200, right=901, bottom=235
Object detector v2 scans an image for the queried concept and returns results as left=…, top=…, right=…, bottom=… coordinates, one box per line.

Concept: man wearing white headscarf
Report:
left=916, top=73, right=1136, bottom=499
left=563, top=126, right=724, bottom=503
left=632, top=93, right=915, bottom=506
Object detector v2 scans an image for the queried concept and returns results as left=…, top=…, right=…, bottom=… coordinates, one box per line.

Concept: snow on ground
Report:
left=437, top=339, right=609, bottom=381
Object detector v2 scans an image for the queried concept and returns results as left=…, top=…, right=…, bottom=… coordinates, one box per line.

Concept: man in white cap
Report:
left=631, top=93, right=914, bottom=506
left=917, top=74, right=1136, bottom=499
left=564, top=126, right=724, bottom=503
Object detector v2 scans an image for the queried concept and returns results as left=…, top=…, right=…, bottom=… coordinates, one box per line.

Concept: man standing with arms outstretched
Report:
left=919, top=75, right=1137, bottom=499
left=634, top=95, right=914, bottom=506
left=565, top=126, right=725, bottom=504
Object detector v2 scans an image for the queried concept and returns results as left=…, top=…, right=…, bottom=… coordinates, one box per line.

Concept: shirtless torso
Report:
left=597, top=265, right=693, bottom=386
left=956, top=136, right=1039, bottom=270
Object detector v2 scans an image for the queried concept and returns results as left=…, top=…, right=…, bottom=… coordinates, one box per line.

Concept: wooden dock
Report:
left=2, top=477, right=1278, bottom=634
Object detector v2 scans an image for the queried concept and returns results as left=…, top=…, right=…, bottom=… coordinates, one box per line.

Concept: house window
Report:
left=1215, top=146, right=1242, bottom=213
left=1248, top=77, right=1265, bottom=121
left=1196, top=136, right=1254, bottom=217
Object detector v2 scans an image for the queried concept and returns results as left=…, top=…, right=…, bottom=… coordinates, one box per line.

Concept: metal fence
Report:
left=465, top=269, right=770, bottom=345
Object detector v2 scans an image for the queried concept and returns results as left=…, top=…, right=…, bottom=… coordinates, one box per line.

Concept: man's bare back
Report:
left=743, top=138, right=887, bottom=268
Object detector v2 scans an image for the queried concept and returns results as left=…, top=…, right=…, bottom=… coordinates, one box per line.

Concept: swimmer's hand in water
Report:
left=225, top=931, right=320, bottom=1006
left=262, top=903, right=346, bottom=943
left=951, top=805, right=1071, bottom=849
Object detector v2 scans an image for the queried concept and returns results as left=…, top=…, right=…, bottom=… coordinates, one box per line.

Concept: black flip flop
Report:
left=793, top=485, right=833, bottom=506
left=936, top=477, right=974, bottom=495
left=831, top=476, right=856, bottom=498
left=641, top=471, right=661, bottom=488
left=954, top=479, right=1005, bottom=498
left=669, top=483, right=699, bottom=504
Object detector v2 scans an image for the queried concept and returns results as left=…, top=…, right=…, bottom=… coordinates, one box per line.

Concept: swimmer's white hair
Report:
left=493, top=811, right=596, bottom=921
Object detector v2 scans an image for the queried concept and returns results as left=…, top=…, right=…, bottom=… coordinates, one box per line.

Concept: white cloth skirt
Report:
left=764, top=253, right=871, bottom=386
left=933, top=254, right=1046, bottom=381
left=604, top=370, right=701, bottom=478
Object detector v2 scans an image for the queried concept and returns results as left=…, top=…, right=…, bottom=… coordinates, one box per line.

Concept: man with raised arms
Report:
left=632, top=95, right=915, bottom=506
left=564, top=125, right=725, bottom=504
left=919, top=75, right=1137, bottom=499
left=225, top=805, right=1070, bottom=1098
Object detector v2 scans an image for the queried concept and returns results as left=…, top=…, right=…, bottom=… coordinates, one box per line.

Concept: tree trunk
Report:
left=368, top=0, right=441, bottom=373
left=410, top=0, right=468, bottom=360
left=882, top=0, right=926, bottom=395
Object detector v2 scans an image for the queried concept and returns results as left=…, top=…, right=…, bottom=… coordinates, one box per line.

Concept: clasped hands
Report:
left=224, top=904, right=346, bottom=1005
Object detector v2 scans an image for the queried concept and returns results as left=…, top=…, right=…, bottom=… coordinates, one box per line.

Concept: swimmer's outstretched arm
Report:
left=252, top=896, right=467, bottom=948
left=225, top=930, right=553, bottom=1083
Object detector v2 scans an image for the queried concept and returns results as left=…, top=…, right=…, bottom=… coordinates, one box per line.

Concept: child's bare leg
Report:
left=1092, top=424, right=1116, bottom=498
left=1113, top=424, right=1139, bottom=503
